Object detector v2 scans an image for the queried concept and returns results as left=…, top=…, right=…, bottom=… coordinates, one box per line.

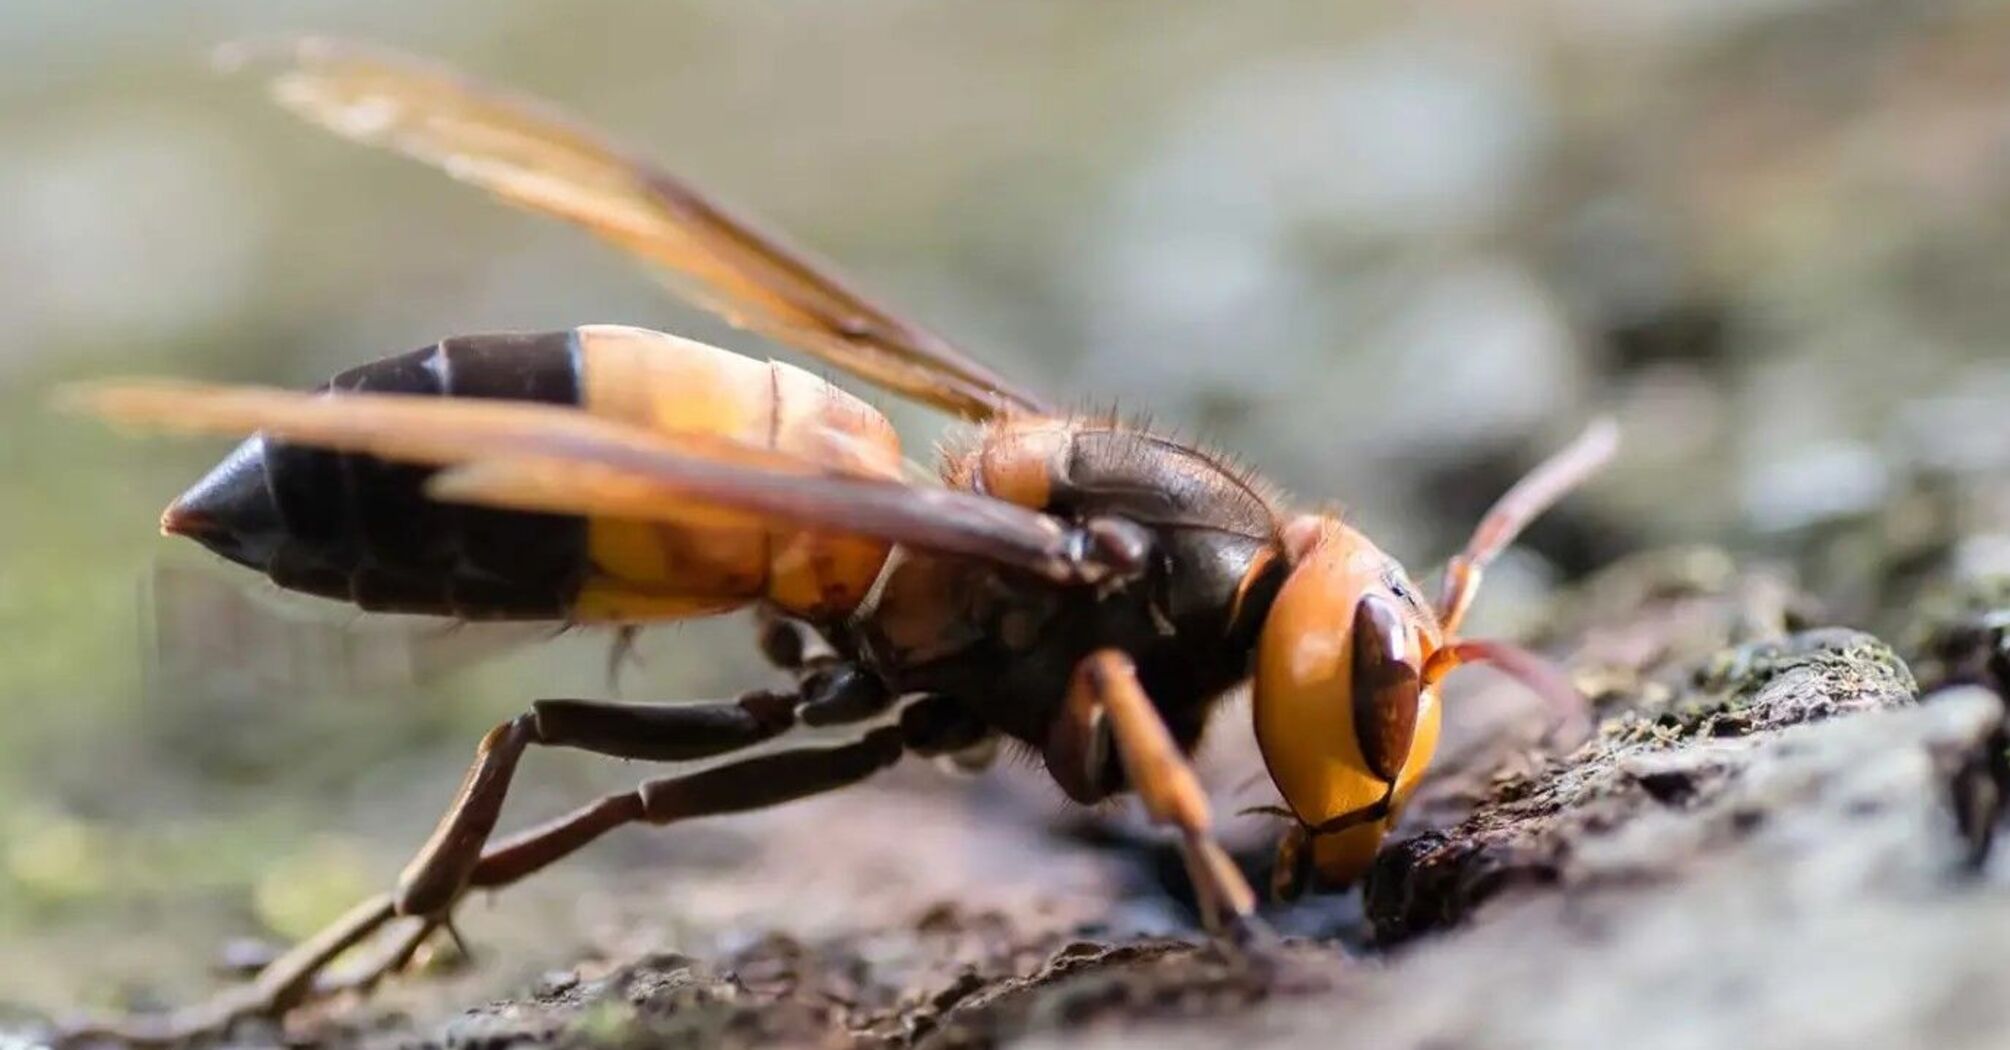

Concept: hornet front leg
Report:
left=1054, top=649, right=1275, bottom=955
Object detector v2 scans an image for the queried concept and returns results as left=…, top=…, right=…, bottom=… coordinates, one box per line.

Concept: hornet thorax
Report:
left=858, top=420, right=1290, bottom=797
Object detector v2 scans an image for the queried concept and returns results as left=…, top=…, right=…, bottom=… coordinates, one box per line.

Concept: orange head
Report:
left=1248, top=419, right=1617, bottom=893
left=1252, top=516, right=1448, bottom=888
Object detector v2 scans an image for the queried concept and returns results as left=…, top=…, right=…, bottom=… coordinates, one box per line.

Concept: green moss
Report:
left=1599, top=630, right=1917, bottom=746
left=567, top=1000, right=645, bottom=1046
left=4, top=810, right=112, bottom=907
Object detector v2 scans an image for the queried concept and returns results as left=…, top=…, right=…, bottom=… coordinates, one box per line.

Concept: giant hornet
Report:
left=66, top=39, right=1617, bottom=1043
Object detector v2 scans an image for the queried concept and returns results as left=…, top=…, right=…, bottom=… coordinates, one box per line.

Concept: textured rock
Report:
left=1366, top=628, right=1921, bottom=941
left=1174, top=688, right=2010, bottom=1050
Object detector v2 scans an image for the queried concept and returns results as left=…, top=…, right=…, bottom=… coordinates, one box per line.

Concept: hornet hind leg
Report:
left=60, top=678, right=910, bottom=1046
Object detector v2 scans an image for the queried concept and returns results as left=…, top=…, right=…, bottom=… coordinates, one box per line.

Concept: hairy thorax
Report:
left=858, top=418, right=1289, bottom=771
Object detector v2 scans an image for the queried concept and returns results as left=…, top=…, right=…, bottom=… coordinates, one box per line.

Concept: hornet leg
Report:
left=463, top=726, right=907, bottom=893
left=463, top=696, right=979, bottom=902
left=1061, top=649, right=1275, bottom=955
left=395, top=688, right=808, bottom=915
left=60, top=685, right=899, bottom=1046
left=756, top=608, right=893, bottom=727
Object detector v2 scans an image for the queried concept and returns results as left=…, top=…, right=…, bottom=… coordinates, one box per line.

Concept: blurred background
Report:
left=3, top=0, right=2007, bottom=1023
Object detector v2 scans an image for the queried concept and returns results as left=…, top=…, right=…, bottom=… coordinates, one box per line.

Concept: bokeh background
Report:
left=3, top=0, right=2007, bottom=1022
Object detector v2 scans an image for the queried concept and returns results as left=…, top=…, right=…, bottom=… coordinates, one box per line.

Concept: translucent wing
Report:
left=222, top=36, right=1048, bottom=421
left=69, top=380, right=1119, bottom=586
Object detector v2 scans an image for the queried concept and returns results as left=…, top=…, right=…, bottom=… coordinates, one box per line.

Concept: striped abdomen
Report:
left=164, top=326, right=903, bottom=623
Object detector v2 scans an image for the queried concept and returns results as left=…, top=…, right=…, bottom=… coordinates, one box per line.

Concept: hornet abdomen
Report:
left=165, top=325, right=902, bottom=622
